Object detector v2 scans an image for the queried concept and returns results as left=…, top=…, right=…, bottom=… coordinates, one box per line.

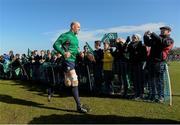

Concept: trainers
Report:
left=144, top=96, right=155, bottom=102
left=77, top=105, right=88, bottom=113
left=48, top=95, right=51, bottom=102
left=134, top=97, right=142, bottom=101
left=109, top=91, right=115, bottom=95
left=77, top=104, right=91, bottom=113
left=156, top=97, right=164, bottom=103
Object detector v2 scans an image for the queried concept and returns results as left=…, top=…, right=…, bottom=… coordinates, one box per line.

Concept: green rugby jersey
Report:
left=53, top=31, right=80, bottom=62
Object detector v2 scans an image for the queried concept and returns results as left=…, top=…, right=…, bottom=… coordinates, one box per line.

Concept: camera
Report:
left=145, top=31, right=152, bottom=38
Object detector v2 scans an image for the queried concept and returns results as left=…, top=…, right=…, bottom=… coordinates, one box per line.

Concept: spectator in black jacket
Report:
left=93, top=40, right=104, bottom=93
left=128, top=34, right=147, bottom=99
left=32, top=50, right=40, bottom=81
left=143, top=26, right=174, bottom=103
left=39, top=50, right=46, bottom=64
left=9, top=50, right=14, bottom=61
left=112, top=37, right=130, bottom=98
left=11, top=54, right=21, bottom=79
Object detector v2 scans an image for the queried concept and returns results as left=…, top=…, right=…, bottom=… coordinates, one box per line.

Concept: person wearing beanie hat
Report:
left=128, top=34, right=147, bottom=99
left=132, top=34, right=141, bottom=41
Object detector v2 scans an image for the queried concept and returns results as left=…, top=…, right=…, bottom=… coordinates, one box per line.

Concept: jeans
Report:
left=146, top=61, right=166, bottom=99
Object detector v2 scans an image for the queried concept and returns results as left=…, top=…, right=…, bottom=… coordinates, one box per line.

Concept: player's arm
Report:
left=53, top=34, right=66, bottom=56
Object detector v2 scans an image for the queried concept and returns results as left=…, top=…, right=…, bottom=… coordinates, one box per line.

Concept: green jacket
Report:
left=53, top=31, right=80, bottom=62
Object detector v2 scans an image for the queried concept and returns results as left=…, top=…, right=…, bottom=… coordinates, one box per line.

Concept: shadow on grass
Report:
left=10, top=80, right=124, bottom=99
left=28, top=114, right=180, bottom=124
left=172, top=94, right=180, bottom=97
left=0, top=94, right=76, bottom=113
left=5, top=80, right=180, bottom=102
left=11, top=80, right=75, bottom=95
left=10, top=80, right=48, bottom=95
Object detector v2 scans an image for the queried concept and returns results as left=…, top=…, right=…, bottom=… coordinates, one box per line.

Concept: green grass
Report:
left=0, top=61, right=180, bottom=123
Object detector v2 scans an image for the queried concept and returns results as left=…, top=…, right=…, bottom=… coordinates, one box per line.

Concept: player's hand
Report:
left=64, top=52, right=71, bottom=59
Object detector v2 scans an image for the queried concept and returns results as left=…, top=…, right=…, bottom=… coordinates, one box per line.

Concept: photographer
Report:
left=143, top=26, right=174, bottom=103
left=111, top=37, right=130, bottom=97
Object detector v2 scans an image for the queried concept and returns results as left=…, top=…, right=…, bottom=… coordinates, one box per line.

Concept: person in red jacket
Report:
left=143, top=26, right=174, bottom=103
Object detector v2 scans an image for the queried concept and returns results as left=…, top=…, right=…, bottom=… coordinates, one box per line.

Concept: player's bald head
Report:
left=70, top=21, right=81, bottom=35
left=70, top=21, right=80, bottom=29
